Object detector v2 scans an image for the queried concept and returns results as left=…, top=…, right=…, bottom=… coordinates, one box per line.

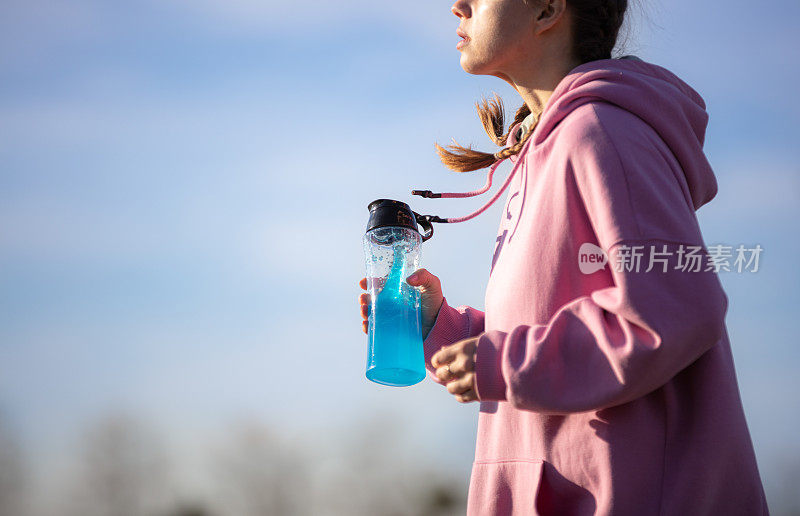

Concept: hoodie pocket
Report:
left=467, top=459, right=544, bottom=516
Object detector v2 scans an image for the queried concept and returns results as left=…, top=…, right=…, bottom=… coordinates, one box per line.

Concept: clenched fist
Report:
left=432, top=335, right=482, bottom=403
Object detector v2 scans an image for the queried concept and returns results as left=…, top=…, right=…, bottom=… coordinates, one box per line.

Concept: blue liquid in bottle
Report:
left=365, top=244, right=426, bottom=386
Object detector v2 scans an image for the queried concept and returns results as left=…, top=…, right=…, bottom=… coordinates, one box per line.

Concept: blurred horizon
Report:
left=1, top=0, right=799, bottom=514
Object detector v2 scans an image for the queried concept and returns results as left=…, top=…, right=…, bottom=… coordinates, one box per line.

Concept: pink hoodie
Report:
left=419, top=57, right=769, bottom=515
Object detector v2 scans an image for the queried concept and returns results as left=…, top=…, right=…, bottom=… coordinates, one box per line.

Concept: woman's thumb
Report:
left=406, top=268, right=435, bottom=289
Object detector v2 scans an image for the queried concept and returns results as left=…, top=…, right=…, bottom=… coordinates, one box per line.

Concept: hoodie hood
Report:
left=411, top=56, right=717, bottom=228
left=507, top=56, right=717, bottom=210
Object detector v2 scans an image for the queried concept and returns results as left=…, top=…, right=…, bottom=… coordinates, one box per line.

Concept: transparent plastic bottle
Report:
left=362, top=199, right=433, bottom=387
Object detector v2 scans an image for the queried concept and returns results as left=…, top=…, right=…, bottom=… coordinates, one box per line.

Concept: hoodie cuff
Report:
left=422, top=297, right=468, bottom=368
left=474, top=330, right=508, bottom=402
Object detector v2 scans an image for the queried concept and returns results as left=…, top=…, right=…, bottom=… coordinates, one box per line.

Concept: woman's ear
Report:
left=537, top=1, right=554, bottom=21
left=533, top=0, right=569, bottom=34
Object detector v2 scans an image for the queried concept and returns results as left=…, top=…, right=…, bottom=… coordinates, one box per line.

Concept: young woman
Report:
left=359, top=0, right=769, bottom=513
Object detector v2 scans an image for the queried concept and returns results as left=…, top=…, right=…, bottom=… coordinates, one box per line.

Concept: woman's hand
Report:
left=432, top=334, right=483, bottom=403
left=358, top=268, right=444, bottom=340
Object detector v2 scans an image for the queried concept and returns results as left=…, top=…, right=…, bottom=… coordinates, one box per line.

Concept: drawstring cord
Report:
left=410, top=115, right=537, bottom=233
left=411, top=141, right=528, bottom=225
left=412, top=150, right=507, bottom=199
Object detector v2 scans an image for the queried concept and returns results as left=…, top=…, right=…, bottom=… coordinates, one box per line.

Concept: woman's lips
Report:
left=456, top=28, right=470, bottom=50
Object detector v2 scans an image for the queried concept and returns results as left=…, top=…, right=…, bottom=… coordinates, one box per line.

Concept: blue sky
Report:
left=1, top=0, right=799, bottom=509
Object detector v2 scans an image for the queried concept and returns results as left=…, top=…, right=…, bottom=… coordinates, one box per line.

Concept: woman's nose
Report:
left=451, top=0, right=470, bottom=18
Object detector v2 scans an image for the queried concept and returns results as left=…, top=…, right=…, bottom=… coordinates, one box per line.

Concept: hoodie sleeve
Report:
left=472, top=103, right=729, bottom=413
left=423, top=297, right=485, bottom=385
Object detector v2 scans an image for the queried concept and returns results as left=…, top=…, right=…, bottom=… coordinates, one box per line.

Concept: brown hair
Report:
left=436, top=0, right=631, bottom=172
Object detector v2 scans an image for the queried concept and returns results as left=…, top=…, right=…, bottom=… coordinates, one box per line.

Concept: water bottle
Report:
left=363, top=199, right=434, bottom=387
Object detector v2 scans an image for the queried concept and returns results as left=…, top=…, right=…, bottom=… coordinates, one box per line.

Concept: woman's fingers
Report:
left=435, top=365, right=453, bottom=383
left=446, top=374, right=474, bottom=396
left=455, top=388, right=478, bottom=403
left=359, top=292, right=371, bottom=321
left=436, top=358, right=470, bottom=382
left=433, top=359, right=479, bottom=403
left=359, top=284, right=371, bottom=332
left=432, top=345, right=458, bottom=368
left=360, top=276, right=386, bottom=291
left=453, top=355, right=473, bottom=372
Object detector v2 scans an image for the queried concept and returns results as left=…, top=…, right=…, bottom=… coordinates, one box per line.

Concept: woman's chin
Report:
left=459, top=57, right=489, bottom=75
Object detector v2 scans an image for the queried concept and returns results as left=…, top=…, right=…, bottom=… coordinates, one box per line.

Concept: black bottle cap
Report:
left=366, top=199, right=433, bottom=242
